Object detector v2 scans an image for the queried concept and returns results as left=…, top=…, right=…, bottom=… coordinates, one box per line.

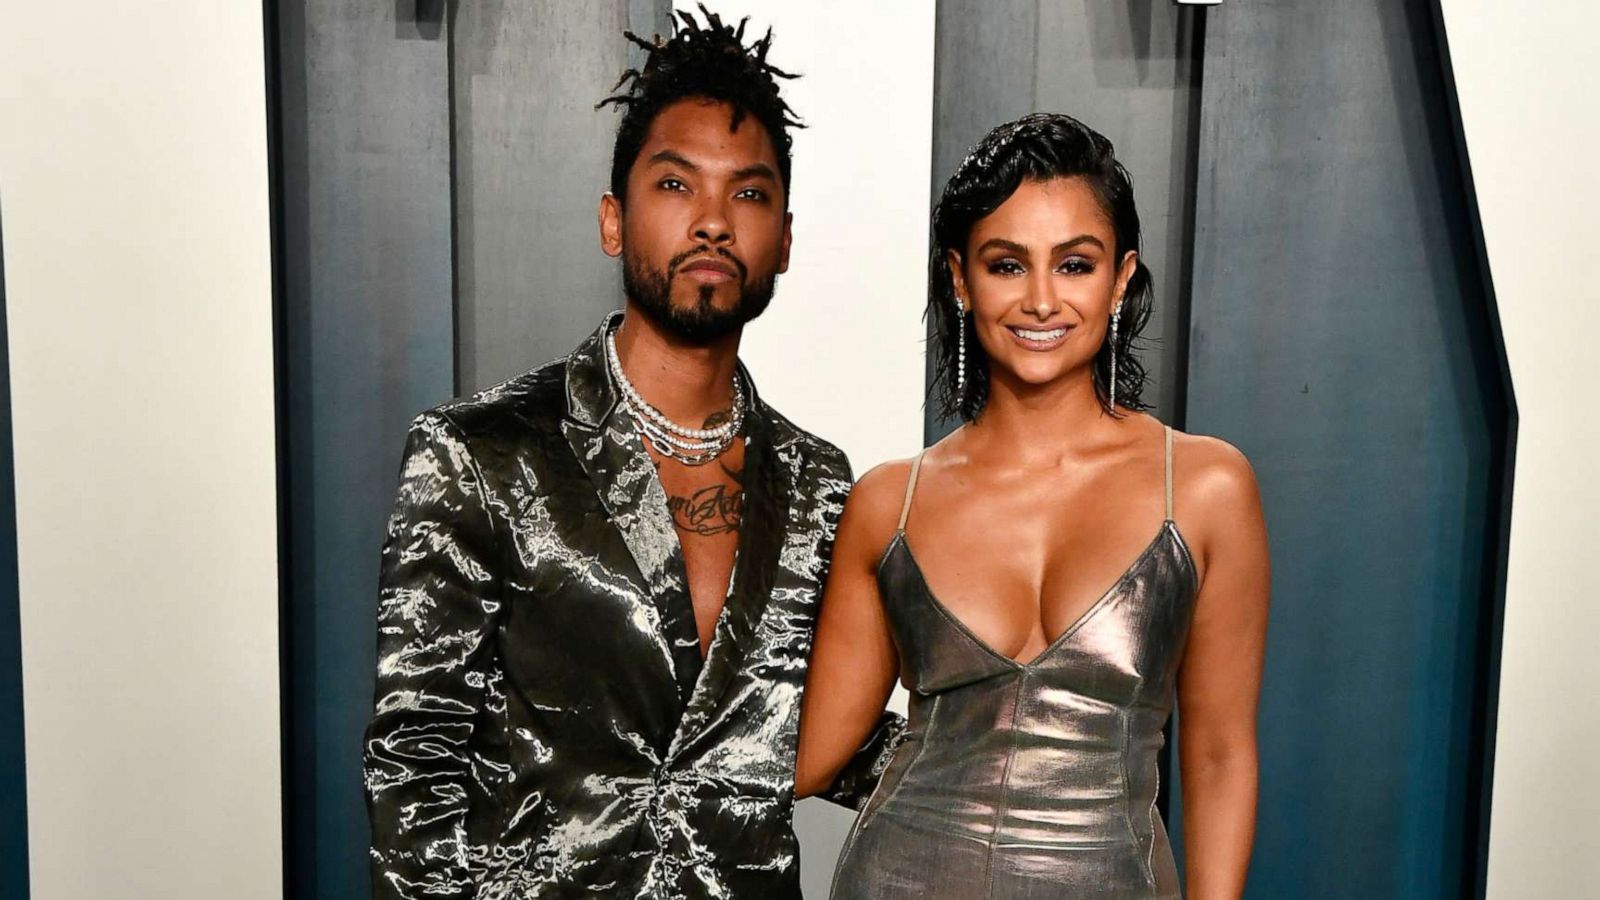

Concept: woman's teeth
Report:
left=1013, top=327, right=1066, bottom=341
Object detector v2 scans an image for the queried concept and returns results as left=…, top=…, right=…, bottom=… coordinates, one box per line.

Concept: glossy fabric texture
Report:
left=831, top=515, right=1198, bottom=900
left=364, top=315, right=900, bottom=899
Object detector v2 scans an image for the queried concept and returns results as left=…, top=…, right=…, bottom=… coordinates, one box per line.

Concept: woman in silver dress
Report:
left=795, top=114, right=1269, bottom=899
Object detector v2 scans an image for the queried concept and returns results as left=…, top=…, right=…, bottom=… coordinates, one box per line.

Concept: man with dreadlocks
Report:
left=363, top=7, right=901, bottom=899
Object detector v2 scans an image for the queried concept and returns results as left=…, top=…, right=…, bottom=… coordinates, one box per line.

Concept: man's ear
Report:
left=778, top=210, right=793, bottom=274
left=599, top=192, right=623, bottom=258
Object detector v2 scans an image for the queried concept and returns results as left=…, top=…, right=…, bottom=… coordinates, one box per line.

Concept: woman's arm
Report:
left=1175, top=437, right=1270, bottom=900
left=795, top=461, right=908, bottom=798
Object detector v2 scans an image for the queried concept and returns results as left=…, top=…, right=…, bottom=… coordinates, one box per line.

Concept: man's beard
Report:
left=622, top=245, right=777, bottom=344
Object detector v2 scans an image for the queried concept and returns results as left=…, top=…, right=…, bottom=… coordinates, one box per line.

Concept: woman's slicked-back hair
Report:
left=597, top=4, right=802, bottom=205
left=930, top=113, right=1154, bottom=422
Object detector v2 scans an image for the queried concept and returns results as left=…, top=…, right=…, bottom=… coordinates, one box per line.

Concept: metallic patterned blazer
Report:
left=364, top=314, right=900, bottom=900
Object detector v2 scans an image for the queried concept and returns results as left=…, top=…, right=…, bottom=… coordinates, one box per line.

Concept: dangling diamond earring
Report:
left=955, top=299, right=968, bottom=399
left=1109, top=303, right=1123, bottom=411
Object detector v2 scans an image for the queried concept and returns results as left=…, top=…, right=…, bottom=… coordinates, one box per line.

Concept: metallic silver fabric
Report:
left=831, top=522, right=1198, bottom=900
left=364, top=314, right=900, bottom=900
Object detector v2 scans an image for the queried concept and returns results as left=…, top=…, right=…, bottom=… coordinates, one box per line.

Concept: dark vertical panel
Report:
left=263, top=1, right=290, bottom=894
left=0, top=212, right=30, bottom=898
left=1037, top=2, right=1199, bottom=426
left=276, top=2, right=455, bottom=897
left=1424, top=6, right=1518, bottom=897
left=928, top=0, right=1200, bottom=441
left=927, top=0, right=1037, bottom=444
left=1179, top=1, right=1506, bottom=896
left=453, top=1, right=673, bottom=392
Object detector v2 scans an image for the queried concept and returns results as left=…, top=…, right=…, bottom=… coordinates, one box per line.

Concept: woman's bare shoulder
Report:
left=1167, top=428, right=1265, bottom=564
left=1169, top=430, right=1259, bottom=506
left=844, top=456, right=921, bottom=532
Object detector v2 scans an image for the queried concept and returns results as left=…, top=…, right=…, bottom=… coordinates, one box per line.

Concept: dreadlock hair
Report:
left=930, top=113, right=1155, bottom=423
left=597, top=4, right=802, bottom=205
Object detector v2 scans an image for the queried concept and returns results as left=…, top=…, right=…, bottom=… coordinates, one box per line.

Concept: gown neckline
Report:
left=879, top=520, right=1193, bottom=671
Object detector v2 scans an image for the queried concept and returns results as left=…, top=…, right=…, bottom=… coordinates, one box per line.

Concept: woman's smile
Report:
left=1005, top=322, right=1073, bottom=351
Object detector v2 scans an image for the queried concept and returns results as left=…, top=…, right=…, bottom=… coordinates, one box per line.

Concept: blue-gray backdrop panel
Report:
left=276, top=2, right=456, bottom=897
left=275, top=2, right=670, bottom=896
left=1175, top=1, right=1507, bottom=896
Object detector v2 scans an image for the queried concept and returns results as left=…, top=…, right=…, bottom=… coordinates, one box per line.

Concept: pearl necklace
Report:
left=605, top=330, right=745, bottom=466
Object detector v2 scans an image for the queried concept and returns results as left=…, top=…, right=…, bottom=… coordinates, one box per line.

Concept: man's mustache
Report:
left=667, top=246, right=748, bottom=281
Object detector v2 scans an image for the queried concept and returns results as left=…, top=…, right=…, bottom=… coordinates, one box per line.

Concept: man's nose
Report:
left=691, top=197, right=733, bottom=246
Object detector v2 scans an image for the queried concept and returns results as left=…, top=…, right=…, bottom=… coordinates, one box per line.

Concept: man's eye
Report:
left=735, top=187, right=768, bottom=201
left=659, top=178, right=687, bottom=192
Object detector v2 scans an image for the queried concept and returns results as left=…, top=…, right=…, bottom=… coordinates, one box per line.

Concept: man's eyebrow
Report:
left=732, top=163, right=778, bottom=182
left=646, top=150, right=699, bottom=171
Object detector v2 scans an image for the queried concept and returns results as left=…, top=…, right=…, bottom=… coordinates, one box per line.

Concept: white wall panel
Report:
left=673, top=1, right=935, bottom=476
left=1436, top=2, right=1600, bottom=895
left=0, top=4, right=282, bottom=898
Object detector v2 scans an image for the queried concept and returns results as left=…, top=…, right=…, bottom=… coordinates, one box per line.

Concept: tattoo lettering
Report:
left=665, top=464, right=745, bottom=536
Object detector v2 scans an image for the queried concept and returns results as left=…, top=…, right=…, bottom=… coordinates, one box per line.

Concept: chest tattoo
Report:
left=664, top=462, right=745, bottom=536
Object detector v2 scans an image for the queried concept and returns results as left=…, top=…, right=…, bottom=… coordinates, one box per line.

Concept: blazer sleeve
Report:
left=819, top=711, right=908, bottom=810
left=364, top=411, right=501, bottom=900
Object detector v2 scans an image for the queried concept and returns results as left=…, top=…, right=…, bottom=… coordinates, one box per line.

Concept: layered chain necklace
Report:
left=605, top=330, right=746, bottom=466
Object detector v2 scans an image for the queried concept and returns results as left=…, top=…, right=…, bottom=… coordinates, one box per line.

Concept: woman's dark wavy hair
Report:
left=597, top=5, right=802, bottom=204
left=930, top=113, right=1154, bottom=422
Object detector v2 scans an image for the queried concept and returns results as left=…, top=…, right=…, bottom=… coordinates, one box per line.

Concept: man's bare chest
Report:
left=653, top=447, right=746, bottom=653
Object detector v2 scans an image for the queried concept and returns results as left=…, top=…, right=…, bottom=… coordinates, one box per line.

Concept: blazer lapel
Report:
left=560, top=314, right=703, bottom=706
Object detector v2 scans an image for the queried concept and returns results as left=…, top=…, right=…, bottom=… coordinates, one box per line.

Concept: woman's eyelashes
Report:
left=982, top=256, right=1098, bottom=277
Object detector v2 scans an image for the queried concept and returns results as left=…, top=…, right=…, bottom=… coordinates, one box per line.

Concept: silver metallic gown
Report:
left=831, top=433, right=1197, bottom=899
left=364, top=314, right=900, bottom=900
